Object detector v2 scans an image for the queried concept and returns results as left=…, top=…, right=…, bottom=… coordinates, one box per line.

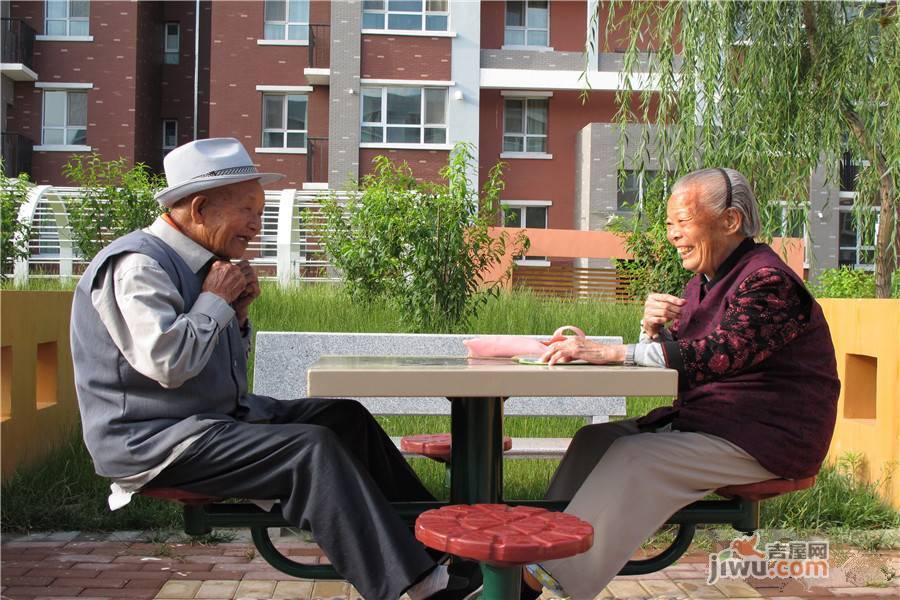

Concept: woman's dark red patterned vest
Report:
left=637, top=243, right=840, bottom=479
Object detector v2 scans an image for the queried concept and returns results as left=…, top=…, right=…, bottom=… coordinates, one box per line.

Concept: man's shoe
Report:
left=424, top=560, right=483, bottom=600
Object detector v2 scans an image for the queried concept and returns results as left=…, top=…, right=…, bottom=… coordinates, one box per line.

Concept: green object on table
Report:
left=480, top=563, right=523, bottom=599
left=516, top=356, right=589, bottom=365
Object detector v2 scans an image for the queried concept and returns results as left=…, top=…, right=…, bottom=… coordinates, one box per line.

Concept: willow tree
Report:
left=601, top=0, right=898, bottom=297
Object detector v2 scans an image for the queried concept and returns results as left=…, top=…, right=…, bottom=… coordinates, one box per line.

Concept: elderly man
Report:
left=523, top=168, right=839, bottom=599
left=71, top=138, right=481, bottom=600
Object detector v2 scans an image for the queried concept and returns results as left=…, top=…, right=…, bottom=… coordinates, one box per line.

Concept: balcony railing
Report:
left=1, top=18, right=36, bottom=68
left=2, top=133, right=34, bottom=178
left=308, top=24, right=330, bottom=69
left=307, top=137, right=329, bottom=184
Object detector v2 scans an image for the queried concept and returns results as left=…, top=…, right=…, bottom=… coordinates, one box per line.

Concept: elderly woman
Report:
left=525, top=168, right=840, bottom=598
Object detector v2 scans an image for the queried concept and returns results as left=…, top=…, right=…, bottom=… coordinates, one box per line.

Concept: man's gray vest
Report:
left=71, top=230, right=261, bottom=478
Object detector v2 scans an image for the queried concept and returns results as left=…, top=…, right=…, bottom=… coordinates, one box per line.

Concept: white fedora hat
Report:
left=155, top=138, right=284, bottom=208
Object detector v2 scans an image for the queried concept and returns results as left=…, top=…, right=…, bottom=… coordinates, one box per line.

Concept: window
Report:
left=616, top=170, right=661, bottom=212
left=363, top=0, right=449, bottom=32
left=838, top=207, right=877, bottom=270
left=502, top=205, right=547, bottom=229
left=45, top=0, right=89, bottom=36
left=262, top=94, right=308, bottom=148
left=264, top=0, right=309, bottom=41
left=504, top=0, right=548, bottom=47
left=502, top=98, right=548, bottom=153
left=164, top=23, right=180, bottom=64
left=502, top=202, right=549, bottom=263
left=42, top=90, right=87, bottom=146
left=162, top=119, right=178, bottom=153
left=360, top=87, right=447, bottom=145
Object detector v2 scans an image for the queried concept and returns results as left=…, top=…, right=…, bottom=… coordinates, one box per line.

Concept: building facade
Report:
left=1, top=0, right=873, bottom=278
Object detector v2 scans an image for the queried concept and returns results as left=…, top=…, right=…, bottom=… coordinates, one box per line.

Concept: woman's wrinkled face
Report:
left=666, top=187, right=734, bottom=278
left=193, top=180, right=265, bottom=259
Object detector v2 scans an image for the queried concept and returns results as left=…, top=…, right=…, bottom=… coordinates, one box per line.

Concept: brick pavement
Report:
left=1, top=532, right=897, bottom=600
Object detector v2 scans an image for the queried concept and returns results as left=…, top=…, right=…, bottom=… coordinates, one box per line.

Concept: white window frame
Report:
left=359, top=85, right=450, bottom=149
left=164, top=22, right=180, bottom=65
left=503, top=0, right=551, bottom=50
left=42, top=0, right=90, bottom=39
left=162, top=119, right=178, bottom=153
left=258, top=92, right=309, bottom=154
left=36, top=87, right=89, bottom=151
left=501, top=200, right=551, bottom=266
left=501, top=97, right=550, bottom=158
left=262, top=0, right=310, bottom=43
left=362, top=0, right=451, bottom=34
left=838, top=203, right=878, bottom=271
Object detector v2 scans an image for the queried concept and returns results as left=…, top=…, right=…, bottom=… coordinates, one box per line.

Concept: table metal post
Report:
left=449, top=397, right=504, bottom=504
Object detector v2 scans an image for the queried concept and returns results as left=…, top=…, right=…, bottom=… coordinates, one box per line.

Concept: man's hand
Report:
left=642, top=293, right=686, bottom=339
left=202, top=260, right=248, bottom=304
left=539, top=338, right=627, bottom=366
left=231, top=260, right=261, bottom=326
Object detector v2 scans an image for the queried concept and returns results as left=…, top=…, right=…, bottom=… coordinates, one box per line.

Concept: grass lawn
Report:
left=2, top=283, right=897, bottom=549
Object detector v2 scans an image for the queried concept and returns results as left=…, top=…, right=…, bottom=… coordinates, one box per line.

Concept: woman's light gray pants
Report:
left=542, top=419, right=778, bottom=599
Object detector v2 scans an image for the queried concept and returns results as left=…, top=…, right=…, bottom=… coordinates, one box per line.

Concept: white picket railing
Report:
left=12, top=186, right=343, bottom=285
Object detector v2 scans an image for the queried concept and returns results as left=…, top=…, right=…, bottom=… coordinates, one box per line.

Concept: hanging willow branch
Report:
left=602, top=0, right=898, bottom=297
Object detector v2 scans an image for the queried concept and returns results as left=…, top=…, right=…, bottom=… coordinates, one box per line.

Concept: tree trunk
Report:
left=874, top=172, right=897, bottom=298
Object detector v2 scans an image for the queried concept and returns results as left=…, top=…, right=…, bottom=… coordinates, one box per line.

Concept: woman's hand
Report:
left=539, top=338, right=627, bottom=366
left=642, top=293, right=686, bottom=339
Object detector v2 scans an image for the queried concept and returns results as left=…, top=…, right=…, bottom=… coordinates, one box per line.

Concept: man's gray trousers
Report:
left=147, top=398, right=435, bottom=600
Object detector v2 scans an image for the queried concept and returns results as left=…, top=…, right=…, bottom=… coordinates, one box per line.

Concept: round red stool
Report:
left=416, top=504, right=593, bottom=599
left=400, top=433, right=513, bottom=463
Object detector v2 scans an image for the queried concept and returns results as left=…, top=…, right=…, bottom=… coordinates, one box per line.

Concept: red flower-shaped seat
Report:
left=715, top=476, right=816, bottom=501
left=415, top=504, right=593, bottom=566
left=400, top=433, right=513, bottom=463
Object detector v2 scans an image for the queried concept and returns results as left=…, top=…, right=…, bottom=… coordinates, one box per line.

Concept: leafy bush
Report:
left=808, top=266, right=896, bottom=299
left=319, top=144, right=528, bottom=332
left=609, top=172, right=692, bottom=299
left=63, top=154, right=165, bottom=261
left=0, top=168, right=32, bottom=279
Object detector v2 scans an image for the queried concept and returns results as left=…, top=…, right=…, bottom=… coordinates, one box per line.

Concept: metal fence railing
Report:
left=11, top=186, right=344, bottom=285
left=2, top=133, right=34, bottom=178
left=1, top=18, right=35, bottom=67
left=308, top=24, right=330, bottom=69
left=512, top=264, right=639, bottom=302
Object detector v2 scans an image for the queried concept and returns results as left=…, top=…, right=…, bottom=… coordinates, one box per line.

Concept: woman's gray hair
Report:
left=671, top=168, right=760, bottom=237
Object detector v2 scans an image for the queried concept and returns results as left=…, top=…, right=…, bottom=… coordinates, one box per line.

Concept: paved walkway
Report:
left=1, top=531, right=898, bottom=600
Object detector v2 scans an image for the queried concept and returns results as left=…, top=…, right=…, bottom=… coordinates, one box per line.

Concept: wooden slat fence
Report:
left=512, top=265, right=639, bottom=303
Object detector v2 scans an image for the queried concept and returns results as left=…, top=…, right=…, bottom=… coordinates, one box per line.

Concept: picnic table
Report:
left=306, top=355, right=678, bottom=505
left=150, top=355, right=811, bottom=582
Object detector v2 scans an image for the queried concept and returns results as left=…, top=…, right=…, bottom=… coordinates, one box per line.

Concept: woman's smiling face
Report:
left=666, top=186, right=739, bottom=279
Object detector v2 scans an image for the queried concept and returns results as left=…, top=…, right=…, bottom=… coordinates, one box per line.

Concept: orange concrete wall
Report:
left=1, top=291, right=79, bottom=481
left=482, top=227, right=806, bottom=287
left=820, top=299, right=900, bottom=509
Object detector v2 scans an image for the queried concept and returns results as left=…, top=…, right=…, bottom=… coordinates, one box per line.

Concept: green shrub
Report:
left=320, top=144, right=527, bottom=332
left=0, top=168, right=32, bottom=279
left=63, top=154, right=165, bottom=261
left=808, top=266, right=886, bottom=298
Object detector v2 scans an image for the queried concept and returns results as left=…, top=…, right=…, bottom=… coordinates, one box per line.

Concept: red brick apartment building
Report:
left=0, top=0, right=862, bottom=276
